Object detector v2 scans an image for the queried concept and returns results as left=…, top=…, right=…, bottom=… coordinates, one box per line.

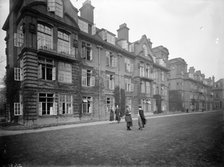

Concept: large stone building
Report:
left=3, top=0, right=169, bottom=125
left=168, top=58, right=214, bottom=112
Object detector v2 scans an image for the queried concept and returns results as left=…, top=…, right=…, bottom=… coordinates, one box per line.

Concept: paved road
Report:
left=0, top=111, right=223, bottom=166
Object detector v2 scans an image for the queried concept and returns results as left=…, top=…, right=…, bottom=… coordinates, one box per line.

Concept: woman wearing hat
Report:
left=125, top=106, right=133, bottom=130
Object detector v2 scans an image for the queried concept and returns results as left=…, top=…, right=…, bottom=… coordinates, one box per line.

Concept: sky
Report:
left=0, top=0, right=223, bottom=84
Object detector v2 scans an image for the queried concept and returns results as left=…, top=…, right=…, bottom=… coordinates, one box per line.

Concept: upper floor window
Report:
left=38, top=58, right=55, bottom=81
left=48, top=0, right=63, bottom=18
left=82, top=69, right=95, bottom=87
left=140, top=63, right=145, bottom=77
left=58, top=62, right=72, bottom=83
left=106, top=74, right=115, bottom=90
left=106, top=51, right=117, bottom=68
left=81, top=42, right=92, bottom=61
left=141, top=81, right=145, bottom=93
left=37, top=23, right=53, bottom=50
left=125, top=78, right=134, bottom=92
left=78, top=19, right=88, bottom=34
left=146, top=82, right=151, bottom=94
left=125, top=58, right=133, bottom=73
left=14, top=25, right=24, bottom=47
left=57, top=30, right=70, bottom=54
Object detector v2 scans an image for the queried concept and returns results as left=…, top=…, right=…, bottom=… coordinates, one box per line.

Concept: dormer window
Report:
left=143, top=44, right=148, bottom=57
left=48, top=0, right=63, bottom=18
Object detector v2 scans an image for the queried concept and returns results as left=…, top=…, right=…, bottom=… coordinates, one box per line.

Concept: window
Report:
left=38, top=93, right=56, bottom=115
left=59, top=94, right=73, bottom=114
left=14, top=68, right=21, bottom=81
left=125, top=58, right=133, bottom=73
left=14, top=25, right=24, bottom=47
left=106, top=51, right=117, bottom=68
left=161, top=72, right=165, bottom=81
left=48, top=0, right=63, bottom=18
left=58, top=62, right=72, bottom=83
left=141, top=81, right=145, bottom=93
left=82, top=96, right=93, bottom=114
left=82, top=69, right=95, bottom=87
left=140, top=63, right=145, bottom=77
left=81, top=42, right=92, bottom=60
left=146, top=82, right=151, bottom=94
left=78, top=19, right=88, bottom=33
left=106, top=74, right=115, bottom=90
left=14, top=103, right=22, bottom=116
left=58, top=30, right=70, bottom=54
left=106, top=97, right=114, bottom=112
left=37, top=23, right=53, bottom=50
left=125, top=78, right=134, bottom=92
left=38, top=58, right=55, bottom=80
left=143, top=44, right=148, bottom=57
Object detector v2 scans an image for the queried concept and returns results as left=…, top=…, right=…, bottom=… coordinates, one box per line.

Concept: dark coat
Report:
left=109, top=109, right=114, bottom=121
left=139, top=109, right=146, bottom=125
left=115, top=108, right=121, bottom=121
left=125, top=110, right=132, bottom=123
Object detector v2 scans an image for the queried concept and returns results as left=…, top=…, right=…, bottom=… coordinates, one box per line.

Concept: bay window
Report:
left=58, top=62, right=72, bottom=83
left=37, top=23, right=53, bottom=50
left=58, top=30, right=70, bottom=54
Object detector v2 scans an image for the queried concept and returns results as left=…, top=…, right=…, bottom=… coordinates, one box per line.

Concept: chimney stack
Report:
left=117, top=23, right=129, bottom=41
left=80, top=0, right=94, bottom=23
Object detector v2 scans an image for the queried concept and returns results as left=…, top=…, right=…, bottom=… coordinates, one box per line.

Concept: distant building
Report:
left=213, top=79, right=224, bottom=110
left=168, top=58, right=214, bottom=112
left=2, top=0, right=170, bottom=126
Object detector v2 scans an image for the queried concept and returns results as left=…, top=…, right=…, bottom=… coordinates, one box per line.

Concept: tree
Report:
left=114, top=86, right=126, bottom=117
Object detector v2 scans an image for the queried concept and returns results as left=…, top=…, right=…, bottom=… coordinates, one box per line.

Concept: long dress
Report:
left=115, top=109, right=121, bottom=122
left=109, top=109, right=114, bottom=121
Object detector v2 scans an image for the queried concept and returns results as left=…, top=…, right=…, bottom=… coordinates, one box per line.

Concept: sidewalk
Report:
left=0, top=110, right=217, bottom=137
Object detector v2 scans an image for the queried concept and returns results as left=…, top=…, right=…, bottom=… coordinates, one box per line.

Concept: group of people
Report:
left=109, top=105, right=146, bottom=131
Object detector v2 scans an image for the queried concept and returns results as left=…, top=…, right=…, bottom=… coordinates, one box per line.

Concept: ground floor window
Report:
left=59, top=94, right=73, bottom=114
left=39, top=93, right=56, bottom=115
left=82, top=96, right=93, bottom=114
left=106, top=97, right=114, bottom=112
left=141, top=99, right=152, bottom=113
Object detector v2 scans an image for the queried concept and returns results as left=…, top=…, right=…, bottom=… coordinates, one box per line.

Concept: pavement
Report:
left=0, top=110, right=217, bottom=137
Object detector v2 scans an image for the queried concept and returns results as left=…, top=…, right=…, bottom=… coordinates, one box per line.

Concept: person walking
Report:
left=125, top=106, right=133, bottom=130
left=138, top=106, right=146, bottom=130
left=109, top=107, right=114, bottom=122
left=115, top=105, right=121, bottom=123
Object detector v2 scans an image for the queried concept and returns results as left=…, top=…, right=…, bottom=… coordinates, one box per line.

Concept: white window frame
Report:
left=38, top=58, right=56, bottom=81
left=140, top=63, right=145, bottom=77
left=37, top=23, right=53, bottom=50
left=14, top=68, right=21, bottom=81
left=82, top=96, right=93, bottom=114
left=59, top=94, right=73, bottom=114
left=38, top=93, right=56, bottom=116
left=106, top=74, right=115, bottom=90
left=57, top=30, right=70, bottom=55
left=81, top=42, right=93, bottom=60
left=14, top=103, right=22, bottom=116
left=14, top=25, right=24, bottom=47
left=106, top=97, right=114, bottom=112
left=82, top=69, right=95, bottom=87
left=106, top=51, right=117, bottom=68
left=58, top=62, right=72, bottom=83
left=125, top=58, right=133, bottom=73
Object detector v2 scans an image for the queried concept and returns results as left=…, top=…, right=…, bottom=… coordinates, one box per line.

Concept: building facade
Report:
left=168, top=58, right=214, bottom=112
left=3, top=0, right=170, bottom=125
left=213, top=79, right=224, bottom=110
